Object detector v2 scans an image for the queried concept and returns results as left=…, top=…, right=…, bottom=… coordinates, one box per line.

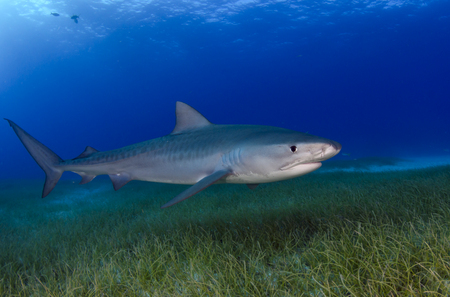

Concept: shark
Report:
left=5, top=102, right=341, bottom=208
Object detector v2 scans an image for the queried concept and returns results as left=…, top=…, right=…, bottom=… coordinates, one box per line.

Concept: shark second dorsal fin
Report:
left=171, top=101, right=212, bottom=135
left=73, top=146, right=99, bottom=160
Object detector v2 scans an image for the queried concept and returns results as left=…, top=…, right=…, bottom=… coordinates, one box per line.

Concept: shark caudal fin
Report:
left=5, top=119, right=64, bottom=197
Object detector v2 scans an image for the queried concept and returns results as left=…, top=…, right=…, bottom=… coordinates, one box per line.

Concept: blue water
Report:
left=1, top=0, right=449, bottom=180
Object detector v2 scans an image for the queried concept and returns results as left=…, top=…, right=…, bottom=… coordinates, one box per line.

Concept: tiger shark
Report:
left=5, top=102, right=341, bottom=208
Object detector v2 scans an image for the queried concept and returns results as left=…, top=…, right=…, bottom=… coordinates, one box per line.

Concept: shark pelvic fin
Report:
left=170, top=101, right=212, bottom=135
left=79, top=173, right=96, bottom=184
left=5, top=119, right=64, bottom=198
left=246, top=184, right=259, bottom=190
left=109, top=172, right=132, bottom=190
left=161, top=169, right=231, bottom=209
left=73, top=146, right=99, bottom=160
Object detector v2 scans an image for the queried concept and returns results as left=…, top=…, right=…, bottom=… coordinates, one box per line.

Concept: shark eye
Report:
left=290, top=146, right=297, bottom=153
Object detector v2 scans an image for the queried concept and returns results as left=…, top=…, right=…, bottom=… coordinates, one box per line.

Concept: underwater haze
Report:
left=1, top=0, right=450, bottom=180
left=3, top=1, right=450, bottom=295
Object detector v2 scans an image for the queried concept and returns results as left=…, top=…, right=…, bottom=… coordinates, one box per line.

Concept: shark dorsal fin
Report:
left=171, top=101, right=212, bottom=134
left=73, top=146, right=99, bottom=160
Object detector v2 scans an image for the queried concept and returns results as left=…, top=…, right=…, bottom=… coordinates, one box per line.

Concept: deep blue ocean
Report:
left=1, top=0, right=449, bottom=180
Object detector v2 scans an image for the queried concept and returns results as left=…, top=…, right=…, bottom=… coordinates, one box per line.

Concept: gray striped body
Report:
left=62, top=125, right=241, bottom=185
left=6, top=102, right=341, bottom=208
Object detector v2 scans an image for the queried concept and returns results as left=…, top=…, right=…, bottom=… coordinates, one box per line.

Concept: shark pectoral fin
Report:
left=246, top=184, right=259, bottom=190
left=161, top=169, right=231, bottom=209
left=79, top=173, right=96, bottom=185
left=109, top=173, right=132, bottom=190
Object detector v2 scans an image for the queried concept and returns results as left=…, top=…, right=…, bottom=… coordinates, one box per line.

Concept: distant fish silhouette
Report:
left=50, top=12, right=60, bottom=16
left=71, top=15, right=79, bottom=24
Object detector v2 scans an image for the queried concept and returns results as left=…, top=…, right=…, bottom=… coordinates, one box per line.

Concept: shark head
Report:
left=227, top=127, right=342, bottom=183
left=169, top=102, right=341, bottom=185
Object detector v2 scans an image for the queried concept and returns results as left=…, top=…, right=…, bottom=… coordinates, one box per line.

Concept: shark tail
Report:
left=5, top=119, right=64, bottom=197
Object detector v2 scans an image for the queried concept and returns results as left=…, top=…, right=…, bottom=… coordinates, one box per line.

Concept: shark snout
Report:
left=323, top=140, right=341, bottom=159
left=330, top=140, right=342, bottom=153
left=280, top=140, right=341, bottom=171
left=311, top=140, right=342, bottom=161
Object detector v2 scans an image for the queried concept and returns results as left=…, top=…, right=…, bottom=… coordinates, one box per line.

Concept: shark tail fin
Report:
left=5, top=119, right=64, bottom=197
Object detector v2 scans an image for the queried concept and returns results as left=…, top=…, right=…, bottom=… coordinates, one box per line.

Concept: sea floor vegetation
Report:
left=1, top=165, right=450, bottom=296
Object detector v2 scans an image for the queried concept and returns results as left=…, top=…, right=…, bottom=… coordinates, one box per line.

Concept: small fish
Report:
left=71, top=15, right=79, bottom=24
left=50, top=12, right=60, bottom=17
left=342, top=153, right=351, bottom=156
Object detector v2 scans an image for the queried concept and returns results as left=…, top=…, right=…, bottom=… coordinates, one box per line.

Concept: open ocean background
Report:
left=1, top=0, right=449, bottom=181
left=2, top=1, right=450, bottom=295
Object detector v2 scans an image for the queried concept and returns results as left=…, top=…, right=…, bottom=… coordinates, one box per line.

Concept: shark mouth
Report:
left=280, top=161, right=321, bottom=171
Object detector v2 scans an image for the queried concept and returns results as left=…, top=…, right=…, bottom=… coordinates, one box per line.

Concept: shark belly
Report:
left=222, top=162, right=322, bottom=184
